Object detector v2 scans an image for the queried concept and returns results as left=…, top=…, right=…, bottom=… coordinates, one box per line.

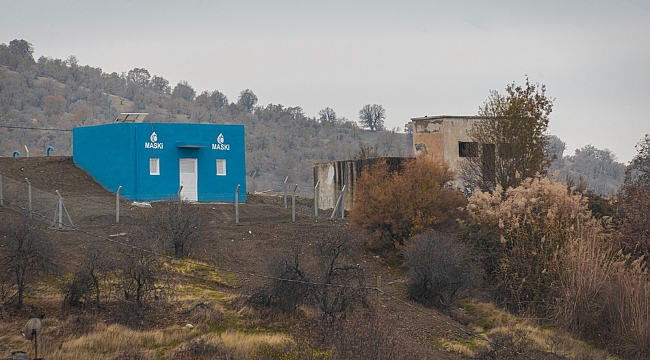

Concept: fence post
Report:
left=0, top=174, right=3, bottom=207
left=25, top=178, right=32, bottom=218
left=57, top=191, right=63, bottom=229
left=330, top=185, right=346, bottom=220
left=283, top=176, right=289, bottom=208
left=292, top=184, right=298, bottom=223
left=314, top=181, right=320, bottom=218
left=341, top=184, right=346, bottom=220
left=116, top=186, right=122, bottom=224
left=55, top=190, right=74, bottom=229
left=235, top=184, right=241, bottom=224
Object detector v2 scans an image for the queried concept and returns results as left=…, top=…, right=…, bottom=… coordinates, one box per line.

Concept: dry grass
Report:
left=435, top=301, right=618, bottom=359
left=166, top=259, right=236, bottom=287
left=31, top=321, right=290, bottom=360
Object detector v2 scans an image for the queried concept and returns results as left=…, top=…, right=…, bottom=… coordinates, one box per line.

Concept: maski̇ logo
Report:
left=145, top=131, right=163, bottom=149
left=212, top=133, right=230, bottom=150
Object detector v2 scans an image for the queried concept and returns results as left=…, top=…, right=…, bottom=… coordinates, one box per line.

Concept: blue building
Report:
left=73, top=122, right=246, bottom=202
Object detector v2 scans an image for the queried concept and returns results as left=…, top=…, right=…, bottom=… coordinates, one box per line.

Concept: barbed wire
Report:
left=0, top=198, right=539, bottom=359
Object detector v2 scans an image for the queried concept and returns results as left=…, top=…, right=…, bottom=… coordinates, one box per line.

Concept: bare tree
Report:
left=0, top=218, right=57, bottom=309
left=311, top=228, right=368, bottom=319
left=318, top=107, right=337, bottom=124
left=358, top=104, right=386, bottom=131
left=150, top=201, right=202, bottom=258
left=116, top=229, right=166, bottom=306
left=62, top=247, right=112, bottom=308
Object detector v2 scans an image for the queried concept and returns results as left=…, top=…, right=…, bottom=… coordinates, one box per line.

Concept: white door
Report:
left=179, top=158, right=198, bottom=201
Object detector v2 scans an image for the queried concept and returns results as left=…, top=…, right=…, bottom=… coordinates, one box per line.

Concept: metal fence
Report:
left=0, top=173, right=347, bottom=228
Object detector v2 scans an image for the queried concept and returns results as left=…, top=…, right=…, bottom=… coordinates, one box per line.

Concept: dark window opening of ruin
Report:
left=459, top=142, right=479, bottom=157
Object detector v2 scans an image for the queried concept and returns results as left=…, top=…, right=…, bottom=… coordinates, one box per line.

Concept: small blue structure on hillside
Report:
left=73, top=120, right=246, bottom=202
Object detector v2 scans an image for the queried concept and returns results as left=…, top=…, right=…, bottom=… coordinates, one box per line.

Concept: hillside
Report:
left=0, top=157, right=624, bottom=359
left=0, top=41, right=412, bottom=197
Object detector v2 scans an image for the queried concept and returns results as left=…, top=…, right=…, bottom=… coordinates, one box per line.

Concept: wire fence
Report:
left=0, top=173, right=347, bottom=228
left=0, top=172, right=542, bottom=359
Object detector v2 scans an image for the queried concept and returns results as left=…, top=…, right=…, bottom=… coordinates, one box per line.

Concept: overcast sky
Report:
left=1, top=0, right=648, bottom=162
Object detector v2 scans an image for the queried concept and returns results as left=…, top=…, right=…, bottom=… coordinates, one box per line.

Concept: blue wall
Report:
left=73, top=123, right=246, bottom=202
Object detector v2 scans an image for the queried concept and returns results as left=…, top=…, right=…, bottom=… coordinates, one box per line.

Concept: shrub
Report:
left=249, top=228, right=368, bottom=320
left=404, top=230, right=478, bottom=309
left=150, top=200, right=202, bottom=258
left=0, top=217, right=58, bottom=309
left=350, top=157, right=466, bottom=251
left=248, top=239, right=311, bottom=313
left=554, top=222, right=615, bottom=341
left=465, top=176, right=590, bottom=314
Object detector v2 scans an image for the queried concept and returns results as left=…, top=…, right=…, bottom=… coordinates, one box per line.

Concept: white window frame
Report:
left=150, top=158, right=160, bottom=175
left=216, top=159, right=226, bottom=176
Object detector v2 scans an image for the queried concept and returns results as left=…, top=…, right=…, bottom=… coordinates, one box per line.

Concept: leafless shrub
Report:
left=61, top=270, right=94, bottom=309
left=62, top=247, right=113, bottom=309
left=0, top=217, right=58, bottom=309
left=150, top=200, right=202, bottom=258
left=248, top=239, right=311, bottom=313
left=404, top=230, right=478, bottom=310
left=114, top=227, right=168, bottom=306
left=310, top=228, right=369, bottom=319
left=312, top=310, right=424, bottom=360
left=473, top=328, right=560, bottom=360
left=249, top=228, right=369, bottom=324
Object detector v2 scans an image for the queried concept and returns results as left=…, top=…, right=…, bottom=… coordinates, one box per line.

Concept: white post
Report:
left=25, top=178, right=32, bottom=218
left=235, top=184, right=241, bottom=224
left=0, top=174, right=3, bottom=207
left=292, top=184, right=298, bottom=223
left=116, top=186, right=122, bottom=224
left=178, top=185, right=183, bottom=201
left=330, top=185, right=346, bottom=220
left=283, top=176, right=289, bottom=208
left=314, top=181, right=320, bottom=218
left=341, top=184, right=346, bottom=220
left=57, top=191, right=63, bottom=229
left=24, top=145, right=29, bottom=157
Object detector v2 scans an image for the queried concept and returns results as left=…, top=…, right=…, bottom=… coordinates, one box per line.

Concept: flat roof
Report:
left=410, top=115, right=485, bottom=121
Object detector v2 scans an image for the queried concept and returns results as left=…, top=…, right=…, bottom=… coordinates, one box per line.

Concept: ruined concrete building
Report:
left=313, top=115, right=484, bottom=212
left=411, top=115, right=482, bottom=174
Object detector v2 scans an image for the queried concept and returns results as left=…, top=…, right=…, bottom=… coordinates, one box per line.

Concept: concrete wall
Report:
left=411, top=116, right=481, bottom=174
left=314, top=157, right=406, bottom=211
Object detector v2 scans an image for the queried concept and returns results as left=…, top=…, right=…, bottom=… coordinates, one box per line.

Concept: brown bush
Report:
left=311, top=310, right=425, bottom=360
left=404, top=230, right=479, bottom=309
left=350, top=157, right=466, bottom=251
left=605, top=256, right=650, bottom=357
left=554, top=222, right=615, bottom=341
left=465, top=176, right=590, bottom=314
